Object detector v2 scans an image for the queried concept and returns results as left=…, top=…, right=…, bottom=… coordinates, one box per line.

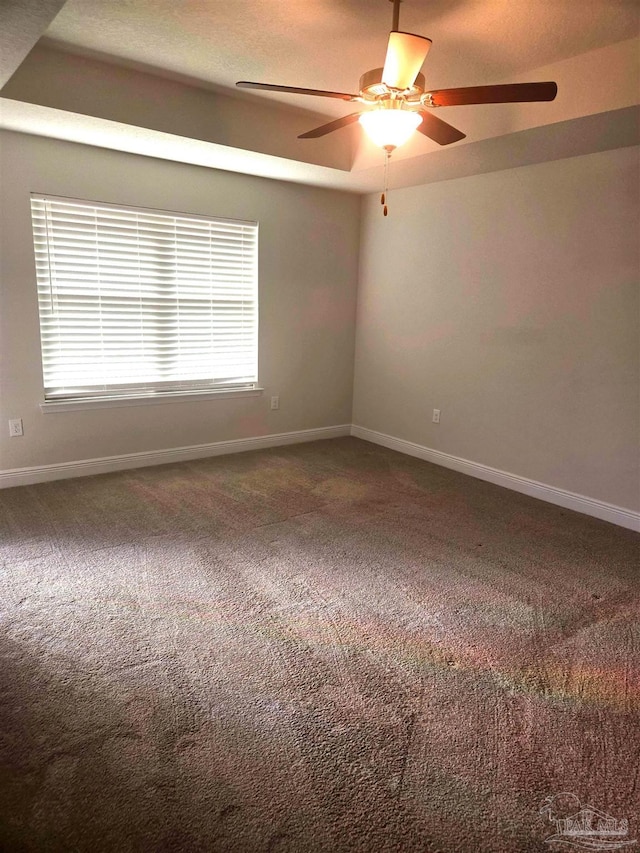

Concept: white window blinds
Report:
left=31, top=195, right=258, bottom=401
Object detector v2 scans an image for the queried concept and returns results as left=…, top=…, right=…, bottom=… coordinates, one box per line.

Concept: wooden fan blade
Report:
left=417, top=111, right=466, bottom=145
left=382, top=32, right=432, bottom=90
left=236, top=81, right=356, bottom=100
left=298, top=113, right=362, bottom=139
left=425, top=82, right=558, bottom=107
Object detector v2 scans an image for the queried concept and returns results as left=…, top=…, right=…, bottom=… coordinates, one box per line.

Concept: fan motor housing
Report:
left=359, top=67, right=426, bottom=100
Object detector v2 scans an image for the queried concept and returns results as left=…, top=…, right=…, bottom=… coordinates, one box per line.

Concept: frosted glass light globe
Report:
left=359, top=108, right=422, bottom=150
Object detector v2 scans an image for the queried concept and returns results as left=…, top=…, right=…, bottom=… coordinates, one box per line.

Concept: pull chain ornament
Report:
left=381, top=146, right=392, bottom=216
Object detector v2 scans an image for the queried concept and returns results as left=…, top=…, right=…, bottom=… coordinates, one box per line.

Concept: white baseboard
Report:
left=351, top=425, right=640, bottom=533
left=2, top=423, right=638, bottom=532
left=0, top=424, right=351, bottom=489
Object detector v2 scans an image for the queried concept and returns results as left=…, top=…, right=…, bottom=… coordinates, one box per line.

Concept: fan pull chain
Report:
left=381, top=148, right=391, bottom=216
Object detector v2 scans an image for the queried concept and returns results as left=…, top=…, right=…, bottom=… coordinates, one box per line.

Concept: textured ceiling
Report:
left=0, top=0, right=67, bottom=86
left=44, top=0, right=640, bottom=118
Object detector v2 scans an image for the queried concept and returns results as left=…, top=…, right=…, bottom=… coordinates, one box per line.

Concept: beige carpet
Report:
left=1, top=437, right=638, bottom=852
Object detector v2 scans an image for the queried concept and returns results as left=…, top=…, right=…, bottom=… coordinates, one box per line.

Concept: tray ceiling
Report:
left=1, top=0, right=638, bottom=191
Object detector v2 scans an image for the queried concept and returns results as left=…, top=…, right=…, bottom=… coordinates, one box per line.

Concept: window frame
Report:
left=30, top=194, right=260, bottom=410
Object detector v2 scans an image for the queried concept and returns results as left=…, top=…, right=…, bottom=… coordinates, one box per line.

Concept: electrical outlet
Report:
left=432, top=409, right=441, bottom=424
left=9, top=418, right=23, bottom=437
left=270, top=395, right=280, bottom=411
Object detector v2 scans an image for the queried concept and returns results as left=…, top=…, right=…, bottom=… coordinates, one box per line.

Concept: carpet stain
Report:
left=312, top=477, right=370, bottom=501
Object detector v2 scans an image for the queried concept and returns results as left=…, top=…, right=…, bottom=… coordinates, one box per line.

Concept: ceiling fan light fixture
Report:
left=238, top=0, right=556, bottom=158
left=358, top=106, right=422, bottom=151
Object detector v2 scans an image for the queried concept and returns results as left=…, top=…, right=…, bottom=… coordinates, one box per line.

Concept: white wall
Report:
left=2, top=131, right=638, bottom=519
left=353, top=146, right=640, bottom=512
left=0, top=131, right=360, bottom=470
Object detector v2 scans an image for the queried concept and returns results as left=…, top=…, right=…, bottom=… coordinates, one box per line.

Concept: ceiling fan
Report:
left=237, top=0, right=558, bottom=153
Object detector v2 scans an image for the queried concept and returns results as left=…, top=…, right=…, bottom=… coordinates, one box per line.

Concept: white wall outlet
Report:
left=9, top=418, right=23, bottom=437
left=270, top=395, right=280, bottom=411
left=432, top=409, right=441, bottom=424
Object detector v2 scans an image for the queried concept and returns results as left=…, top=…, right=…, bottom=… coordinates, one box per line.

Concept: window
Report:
left=30, top=195, right=258, bottom=403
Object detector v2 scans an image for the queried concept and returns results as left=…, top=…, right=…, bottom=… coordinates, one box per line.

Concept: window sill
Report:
left=40, top=387, right=264, bottom=413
